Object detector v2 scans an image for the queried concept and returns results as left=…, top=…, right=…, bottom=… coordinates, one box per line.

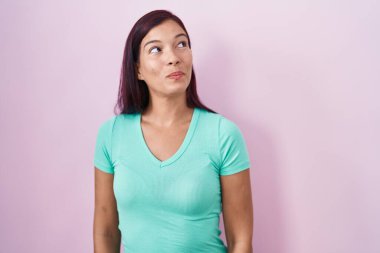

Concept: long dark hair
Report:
left=113, top=9, right=217, bottom=115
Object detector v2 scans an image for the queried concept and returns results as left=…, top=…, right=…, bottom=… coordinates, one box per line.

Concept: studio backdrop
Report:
left=0, top=1, right=379, bottom=252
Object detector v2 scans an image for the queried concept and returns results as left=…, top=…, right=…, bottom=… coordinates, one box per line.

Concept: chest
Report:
left=112, top=112, right=223, bottom=217
left=140, top=121, right=189, bottom=162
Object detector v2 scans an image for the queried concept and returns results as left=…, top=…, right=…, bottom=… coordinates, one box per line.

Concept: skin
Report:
left=93, top=169, right=121, bottom=253
left=221, top=169, right=254, bottom=253
left=136, top=19, right=195, bottom=161
left=93, top=19, right=254, bottom=253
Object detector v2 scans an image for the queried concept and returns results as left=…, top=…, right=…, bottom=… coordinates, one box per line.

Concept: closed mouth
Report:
left=167, top=71, right=185, bottom=77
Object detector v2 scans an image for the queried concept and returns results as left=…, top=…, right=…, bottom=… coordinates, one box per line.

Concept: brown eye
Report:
left=178, top=41, right=187, bottom=47
left=149, top=47, right=161, bottom=54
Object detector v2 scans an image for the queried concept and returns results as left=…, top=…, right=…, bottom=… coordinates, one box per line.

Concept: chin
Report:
left=165, top=83, right=189, bottom=95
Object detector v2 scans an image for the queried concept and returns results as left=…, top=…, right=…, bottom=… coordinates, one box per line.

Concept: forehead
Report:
left=142, top=20, right=186, bottom=42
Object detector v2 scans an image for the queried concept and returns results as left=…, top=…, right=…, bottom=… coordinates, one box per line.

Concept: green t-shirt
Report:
left=94, top=107, right=251, bottom=252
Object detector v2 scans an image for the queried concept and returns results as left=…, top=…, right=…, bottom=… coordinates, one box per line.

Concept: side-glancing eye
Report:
left=149, top=47, right=160, bottom=54
left=178, top=41, right=188, bottom=48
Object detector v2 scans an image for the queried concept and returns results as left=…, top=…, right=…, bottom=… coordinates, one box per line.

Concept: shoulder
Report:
left=217, top=114, right=249, bottom=157
left=219, top=115, right=241, bottom=134
left=197, top=107, right=221, bottom=125
left=198, top=108, right=243, bottom=137
left=98, top=115, right=118, bottom=133
left=215, top=112, right=245, bottom=141
left=96, top=114, right=132, bottom=140
left=98, top=113, right=136, bottom=130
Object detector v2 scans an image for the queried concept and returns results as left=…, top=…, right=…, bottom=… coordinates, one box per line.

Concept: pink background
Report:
left=1, top=1, right=379, bottom=252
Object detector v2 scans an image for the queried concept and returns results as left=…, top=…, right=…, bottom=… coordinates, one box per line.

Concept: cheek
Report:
left=183, top=52, right=193, bottom=66
left=143, top=61, right=162, bottom=76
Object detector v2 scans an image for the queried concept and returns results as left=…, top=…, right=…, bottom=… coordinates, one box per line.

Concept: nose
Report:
left=166, top=48, right=180, bottom=65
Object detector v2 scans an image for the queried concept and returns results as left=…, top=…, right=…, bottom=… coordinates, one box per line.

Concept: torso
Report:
left=98, top=107, right=246, bottom=252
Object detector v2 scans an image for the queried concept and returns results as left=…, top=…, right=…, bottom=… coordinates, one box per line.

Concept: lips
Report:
left=167, top=71, right=185, bottom=77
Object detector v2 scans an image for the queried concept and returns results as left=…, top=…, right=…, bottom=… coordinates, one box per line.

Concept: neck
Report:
left=142, top=93, right=194, bottom=127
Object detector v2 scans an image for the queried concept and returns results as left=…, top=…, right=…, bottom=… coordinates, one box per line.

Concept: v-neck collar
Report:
left=136, top=107, right=200, bottom=168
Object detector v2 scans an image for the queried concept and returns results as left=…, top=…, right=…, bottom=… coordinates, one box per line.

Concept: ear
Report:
left=135, top=63, right=144, bottom=80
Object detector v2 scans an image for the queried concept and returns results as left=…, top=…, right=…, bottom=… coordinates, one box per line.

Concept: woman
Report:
left=93, top=9, right=253, bottom=253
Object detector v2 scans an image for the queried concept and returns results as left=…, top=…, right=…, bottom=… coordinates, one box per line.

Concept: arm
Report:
left=221, top=168, right=254, bottom=253
left=93, top=167, right=121, bottom=253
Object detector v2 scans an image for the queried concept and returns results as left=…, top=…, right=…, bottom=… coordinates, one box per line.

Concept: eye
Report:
left=149, top=46, right=161, bottom=54
left=178, top=41, right=187, bottom=48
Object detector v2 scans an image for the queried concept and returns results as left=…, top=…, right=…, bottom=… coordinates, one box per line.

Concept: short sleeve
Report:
left=218, top=116, right=251, bottom=176
left=93, top=117, right=116, bottom=174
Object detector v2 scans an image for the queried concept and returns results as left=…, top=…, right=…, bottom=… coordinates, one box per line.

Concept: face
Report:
left=136, top=19, right=193, bottom=97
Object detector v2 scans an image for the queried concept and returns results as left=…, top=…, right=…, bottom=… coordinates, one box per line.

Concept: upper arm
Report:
left=93, top=167, right=119, bottom=237
left=93, top=117, right=119, bottom=236
left=218, top=115, right=253, bottom=247
left=221, top=168, right=253, bottom=247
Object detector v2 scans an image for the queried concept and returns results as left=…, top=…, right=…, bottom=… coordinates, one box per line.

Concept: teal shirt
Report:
left=94, top=107, right=251, bottom=252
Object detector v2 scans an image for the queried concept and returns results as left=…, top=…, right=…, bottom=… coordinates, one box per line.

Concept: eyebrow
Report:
left=143, top=33, right=188, bottom=50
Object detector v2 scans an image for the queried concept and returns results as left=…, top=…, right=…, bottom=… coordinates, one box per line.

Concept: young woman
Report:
left=93, top=9, right=253, bottom=253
